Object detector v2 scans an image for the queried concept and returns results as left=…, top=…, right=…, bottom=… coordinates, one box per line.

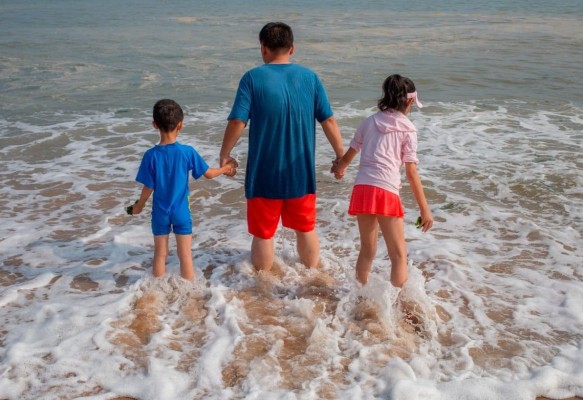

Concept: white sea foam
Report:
left=3, top=99, right=581, bottom=399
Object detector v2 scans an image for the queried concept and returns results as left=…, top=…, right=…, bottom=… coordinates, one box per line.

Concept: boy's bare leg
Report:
left=378, top=216, right=408, bottom=287
left=295, top=229, right=320, bottom=268
left=355, top=214, right=379, bottom=285
left=251, top=236, right=274, bottom=271
left=153, top=235, right=169, bottom=277
left=175, top=234, right=194, bottom=280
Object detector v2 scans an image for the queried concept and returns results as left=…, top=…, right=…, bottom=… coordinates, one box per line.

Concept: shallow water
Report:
left=1, top=1, right=583, bottom=399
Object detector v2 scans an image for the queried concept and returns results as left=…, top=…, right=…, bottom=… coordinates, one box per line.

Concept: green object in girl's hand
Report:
left=415, top=216, right=422, bottom=229
left=126, top=200, right=138, bottom=215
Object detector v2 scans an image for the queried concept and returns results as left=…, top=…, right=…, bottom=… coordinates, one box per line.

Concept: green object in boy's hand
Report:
left=126, top=200, right=138, bottom=215
left=415, top=216, right=422, bottom=229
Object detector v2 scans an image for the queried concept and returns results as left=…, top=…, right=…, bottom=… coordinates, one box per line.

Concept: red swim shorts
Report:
left=247, top=194, right=317, bottom=239
left=348, top=185, right=404, bottom=217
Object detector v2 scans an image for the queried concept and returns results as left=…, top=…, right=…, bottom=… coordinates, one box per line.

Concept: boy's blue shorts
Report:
left=151, top=207, right=192, bottom=236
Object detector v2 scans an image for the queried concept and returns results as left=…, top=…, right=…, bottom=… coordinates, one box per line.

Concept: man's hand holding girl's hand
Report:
left=331, top=159, right=346, bottom=180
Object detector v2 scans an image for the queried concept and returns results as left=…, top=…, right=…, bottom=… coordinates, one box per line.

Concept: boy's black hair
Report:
left=378, top=74, right=416, bottom=113
left=153, top=99, right=184, bottom=133
left=259, top=22, right=294, bottom=52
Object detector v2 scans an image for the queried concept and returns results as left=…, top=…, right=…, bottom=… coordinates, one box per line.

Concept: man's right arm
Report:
left=220, top=118, right=246, bottom=170
left=320, top=116, right=344, bottom=161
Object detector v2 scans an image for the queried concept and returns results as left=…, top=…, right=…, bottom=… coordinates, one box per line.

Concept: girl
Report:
left=332, top=74, right=433, bottom=287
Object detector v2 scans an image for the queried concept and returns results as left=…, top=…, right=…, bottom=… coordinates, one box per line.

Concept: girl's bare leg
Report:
left=153, top=235, right=169, bottom=277
left=355, top=214, right=379, bottom=285
left=377, top=216, right=408, bottom=287
left=175, top=234, right=194, bottom=280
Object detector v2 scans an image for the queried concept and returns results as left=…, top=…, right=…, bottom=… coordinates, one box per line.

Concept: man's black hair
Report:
left=259, top=22, right=294, bottom=52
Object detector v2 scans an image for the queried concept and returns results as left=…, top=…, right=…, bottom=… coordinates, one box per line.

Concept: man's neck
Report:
left=261, top=45, right=293, bottom=64
left=267, top=55, right=291, bottom=64
left=265, top=55, right=291, bottom=64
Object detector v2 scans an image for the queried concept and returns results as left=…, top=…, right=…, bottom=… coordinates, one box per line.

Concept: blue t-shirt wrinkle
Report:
left=228, top=63, right=333, bottom=199
left=136, top=142, right=209, bottom=215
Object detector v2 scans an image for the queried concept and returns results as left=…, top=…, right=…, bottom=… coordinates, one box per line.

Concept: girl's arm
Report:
left=331, top=147, right=358, bottom=179
left=405, top=162, right=433, bottom=232
left=132, top=186, right=153, bottom=215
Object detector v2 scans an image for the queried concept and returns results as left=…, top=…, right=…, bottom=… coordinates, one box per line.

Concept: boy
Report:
left=131, top=99, right=235, bottom=280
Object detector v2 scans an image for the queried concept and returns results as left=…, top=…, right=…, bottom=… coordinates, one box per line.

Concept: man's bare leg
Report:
left=251, top=236, right=274, bottom=271
left=296, top=229, right=320, bottom=268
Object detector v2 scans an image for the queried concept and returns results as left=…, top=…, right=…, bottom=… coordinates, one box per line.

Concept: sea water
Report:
left=0, top=1, right=582, bottom=399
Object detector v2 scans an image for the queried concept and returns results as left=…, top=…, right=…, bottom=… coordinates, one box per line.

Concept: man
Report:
left=220, top=22, right=344, bottom=271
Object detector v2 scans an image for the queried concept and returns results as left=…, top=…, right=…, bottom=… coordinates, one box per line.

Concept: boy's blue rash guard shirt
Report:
left=228, top=63, right=333, bottom=199
left=136, top=142, right=209, bottom=215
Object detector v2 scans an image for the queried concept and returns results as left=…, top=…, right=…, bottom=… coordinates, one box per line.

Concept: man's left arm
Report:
left=320, top=116, right=344, bottom=161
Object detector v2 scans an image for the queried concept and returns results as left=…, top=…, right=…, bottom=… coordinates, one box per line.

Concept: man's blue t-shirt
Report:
left=228, top=63, right=333, bottom=199
left=136, top=142, right=209, bottom=216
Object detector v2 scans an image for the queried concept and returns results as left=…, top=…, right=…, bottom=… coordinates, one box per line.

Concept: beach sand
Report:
left=537, top=398, right=582, bottom=400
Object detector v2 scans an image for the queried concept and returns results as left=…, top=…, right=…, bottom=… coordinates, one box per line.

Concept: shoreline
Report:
left=109, top=395, right=583, bottom=399
left=537, top=397, right=582, bottom=400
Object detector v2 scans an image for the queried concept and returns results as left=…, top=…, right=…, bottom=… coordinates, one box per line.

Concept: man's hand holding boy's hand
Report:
left=221, top=156, right=238, bottom=177
left=222, top=159, right=238, bottom=176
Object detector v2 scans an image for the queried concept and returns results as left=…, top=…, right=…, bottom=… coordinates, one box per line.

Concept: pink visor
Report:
left=407, top=91, right=423, bottom=108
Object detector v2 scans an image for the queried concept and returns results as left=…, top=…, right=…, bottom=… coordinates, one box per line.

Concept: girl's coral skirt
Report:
left=348, top=184, right=404, bottom=217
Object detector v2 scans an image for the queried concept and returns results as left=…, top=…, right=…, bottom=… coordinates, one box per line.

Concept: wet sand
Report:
left=537, top=397, right=582, bottom=400
left=109, top=395, right=582, bottom=399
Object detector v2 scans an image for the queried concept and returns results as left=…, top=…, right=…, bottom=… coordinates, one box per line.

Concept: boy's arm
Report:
left=331, top=147, right=358, bottom=179
left=203, top=161, right=236, bottom=179
left=405, top=162, right=433, bottom=232
left=132, top=186, right=153, bottom=215
left=219, top=119, right=245, bottom=170
left=320, top=116, right=345, bottom=161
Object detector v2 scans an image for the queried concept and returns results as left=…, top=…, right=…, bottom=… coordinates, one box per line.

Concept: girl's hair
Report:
left=378, top=74, right=416, bottom=113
